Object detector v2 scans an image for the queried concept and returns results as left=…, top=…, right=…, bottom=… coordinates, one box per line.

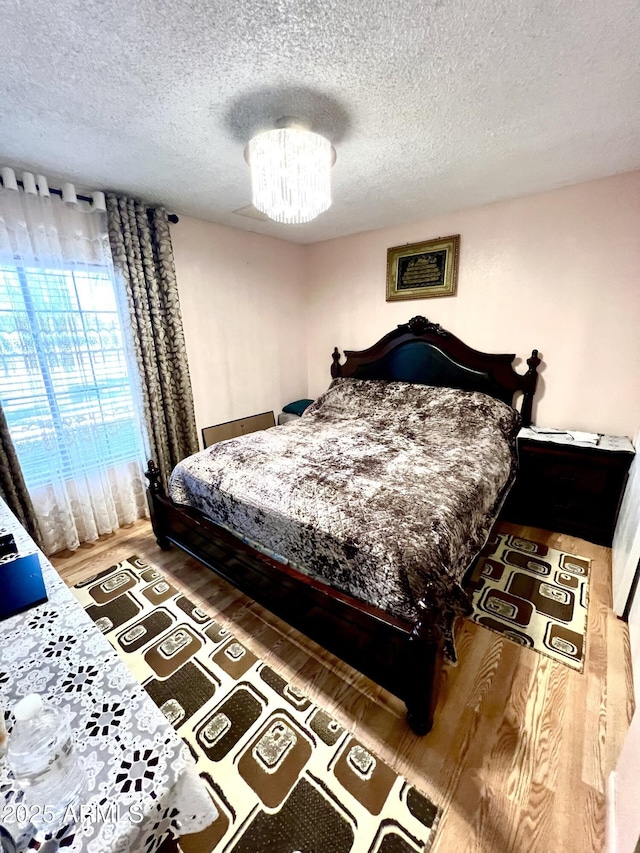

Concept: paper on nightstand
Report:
left=569, top=431, right=600, bottom=444
left=529, top=426, right=566, bottom=434
left=529, top=426, right=600, bottom=445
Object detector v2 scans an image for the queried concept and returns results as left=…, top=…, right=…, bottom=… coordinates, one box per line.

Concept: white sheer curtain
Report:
left=0, top=167, right=148, bottom=554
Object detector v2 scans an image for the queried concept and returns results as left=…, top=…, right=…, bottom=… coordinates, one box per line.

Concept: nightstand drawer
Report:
left=502, top=435, right=634, bottom=545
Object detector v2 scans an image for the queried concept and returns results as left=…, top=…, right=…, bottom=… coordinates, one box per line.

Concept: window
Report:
left=0, top=264, right=145, bottom=490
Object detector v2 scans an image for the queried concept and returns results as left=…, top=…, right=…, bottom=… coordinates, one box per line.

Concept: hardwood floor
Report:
left=52, top=519, right=634, bottom=853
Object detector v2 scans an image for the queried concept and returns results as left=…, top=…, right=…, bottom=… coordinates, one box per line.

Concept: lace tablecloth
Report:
left=0, top=500, right=217, bottom=852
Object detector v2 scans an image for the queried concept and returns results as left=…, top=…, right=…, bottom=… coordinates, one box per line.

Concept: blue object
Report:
left=282, top=399, right=314, bottom=416
left=0, top=552, right=48, bottom=620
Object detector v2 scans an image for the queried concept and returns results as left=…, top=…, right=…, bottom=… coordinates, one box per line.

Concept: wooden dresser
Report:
left=501, top=429, right=635, bottom=546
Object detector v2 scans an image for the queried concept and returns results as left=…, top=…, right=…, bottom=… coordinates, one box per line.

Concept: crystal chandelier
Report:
left=245, top=119, right=336, bottom=224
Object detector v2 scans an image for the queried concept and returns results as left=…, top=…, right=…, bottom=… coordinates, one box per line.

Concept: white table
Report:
left=0, top=500, right=217, bottom=852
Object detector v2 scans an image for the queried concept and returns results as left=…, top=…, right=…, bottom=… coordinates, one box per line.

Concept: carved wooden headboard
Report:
left=330, top=316, right=540, bottom=426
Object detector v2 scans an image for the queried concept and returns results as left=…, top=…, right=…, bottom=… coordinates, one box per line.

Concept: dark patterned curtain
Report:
left=106, top=196, right=198, bottom=487
left=0, top=403, right=43, bottom=547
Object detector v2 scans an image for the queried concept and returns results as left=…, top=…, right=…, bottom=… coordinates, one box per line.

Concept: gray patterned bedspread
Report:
left=169, top=379, right=520, bottom=659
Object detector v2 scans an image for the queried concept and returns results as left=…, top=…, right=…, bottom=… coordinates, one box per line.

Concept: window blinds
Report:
left=0, top=263, right=145, bottom=490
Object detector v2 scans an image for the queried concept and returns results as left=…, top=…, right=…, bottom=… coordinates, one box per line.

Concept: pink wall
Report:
left=306, top=171, right=640, bottom=437
left=171, top=172, right=640, bottom=438
left=171, top=216, right=308, bottom=439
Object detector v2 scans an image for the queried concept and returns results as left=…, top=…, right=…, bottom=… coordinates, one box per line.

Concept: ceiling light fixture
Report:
left=245, top=117, right=336, bottom=225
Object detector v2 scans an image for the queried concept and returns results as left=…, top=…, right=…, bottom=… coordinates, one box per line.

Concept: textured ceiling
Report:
left=1, top=0, right=639, bottom=244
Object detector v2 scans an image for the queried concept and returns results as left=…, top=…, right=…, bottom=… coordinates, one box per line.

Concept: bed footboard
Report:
left=145, top=460, right=171, bottom=550
left=145, top=460, right=442, bottom=735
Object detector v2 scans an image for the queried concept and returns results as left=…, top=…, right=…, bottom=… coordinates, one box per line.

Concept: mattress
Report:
left=169, top=378, right=520, bottom=659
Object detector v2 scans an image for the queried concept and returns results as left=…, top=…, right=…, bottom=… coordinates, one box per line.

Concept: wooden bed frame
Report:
left=145, top=316, right=540, bottom=735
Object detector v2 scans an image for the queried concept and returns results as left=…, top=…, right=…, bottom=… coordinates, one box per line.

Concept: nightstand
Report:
left=501, top=428, right=635, bottom=546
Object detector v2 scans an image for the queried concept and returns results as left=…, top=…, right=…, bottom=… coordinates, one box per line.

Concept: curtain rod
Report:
left=0, top=176, right=179, bottom=223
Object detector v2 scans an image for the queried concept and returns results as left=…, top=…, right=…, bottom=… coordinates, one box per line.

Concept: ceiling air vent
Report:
left=232, top=204, right=270, bottom=221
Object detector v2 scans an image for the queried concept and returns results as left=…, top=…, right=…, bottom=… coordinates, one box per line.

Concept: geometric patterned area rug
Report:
left=466, top=532, right=590, bottom=672
left=72, top=556, right=440, bottom=853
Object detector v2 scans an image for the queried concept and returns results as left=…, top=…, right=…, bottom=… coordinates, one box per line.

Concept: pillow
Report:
left=304, top=378, right=520, bottom=443
left=282, top=399, right=314, bottom=416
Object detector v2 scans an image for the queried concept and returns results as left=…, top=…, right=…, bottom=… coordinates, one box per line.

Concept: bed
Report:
left=146, top=316, right=540, bottom=734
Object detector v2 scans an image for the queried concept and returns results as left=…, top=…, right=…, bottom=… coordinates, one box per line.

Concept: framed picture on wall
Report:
left=386, top=235, right=460, bottom=301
